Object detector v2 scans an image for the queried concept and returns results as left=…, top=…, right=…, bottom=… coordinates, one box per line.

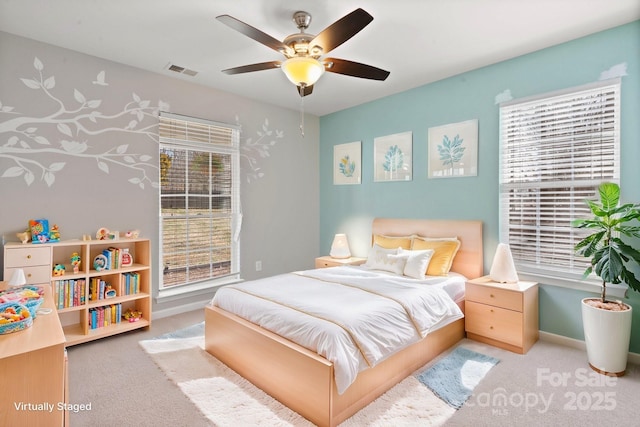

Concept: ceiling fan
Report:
left=216, top=8, right=390, bottom=97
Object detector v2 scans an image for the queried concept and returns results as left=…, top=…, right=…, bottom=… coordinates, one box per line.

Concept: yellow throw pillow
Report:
left=411, top=238, right=461, bottom=276
left=373, top=234, right=412, bottom=250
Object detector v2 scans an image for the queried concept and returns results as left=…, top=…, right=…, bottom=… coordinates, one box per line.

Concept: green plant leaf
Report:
left=599, top=182, right=620, bottom=210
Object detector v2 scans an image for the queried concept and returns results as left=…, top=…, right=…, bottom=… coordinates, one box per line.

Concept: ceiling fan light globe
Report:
left=281, top=57, right=324, bottom=87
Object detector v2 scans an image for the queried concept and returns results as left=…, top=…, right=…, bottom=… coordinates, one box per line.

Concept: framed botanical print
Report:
left=333, top=141, right=361, bottom=185
left=428, top=119, right=478, bottom=178
left=374, top=131, right=413, bottom=182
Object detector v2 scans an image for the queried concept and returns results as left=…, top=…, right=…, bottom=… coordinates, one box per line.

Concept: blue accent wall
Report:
left=319, top=21, right=640, bottom=352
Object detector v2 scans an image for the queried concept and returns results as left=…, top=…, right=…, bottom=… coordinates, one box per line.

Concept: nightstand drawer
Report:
left=315, top=256, right=366, bottom=269
left=5, top=246, right=51, bottom=267
left=465, top=301, right=523, bottom=347
left=466, top=282, right=522, bottom=311
left=5, top=266, right=51, bottom=285
left=316, top=258, right=339, bottom=268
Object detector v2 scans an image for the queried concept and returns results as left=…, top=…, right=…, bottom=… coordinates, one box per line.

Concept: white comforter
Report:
left=211, top=266, right=464, bottom=394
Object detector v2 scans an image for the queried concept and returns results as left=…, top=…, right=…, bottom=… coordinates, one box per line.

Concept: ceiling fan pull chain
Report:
left=299, top=85, right=305, bottom=137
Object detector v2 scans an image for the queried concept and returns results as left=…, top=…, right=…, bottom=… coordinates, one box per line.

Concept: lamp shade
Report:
left=489, top=243, right=519, bottom=283
left=281, top=56, right=324, bottom=87
left=8, top=268, right=27, bottom=287
left=330, top=234, right=351, bottom=259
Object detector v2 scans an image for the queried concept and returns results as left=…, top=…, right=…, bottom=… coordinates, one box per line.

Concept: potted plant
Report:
left=573, top=182, right=640, bottom=376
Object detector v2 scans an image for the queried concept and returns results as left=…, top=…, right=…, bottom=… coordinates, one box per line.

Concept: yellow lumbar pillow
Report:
left=373, top=234, right=412, bottom=250
left=411, top=238, right=461, bottom=276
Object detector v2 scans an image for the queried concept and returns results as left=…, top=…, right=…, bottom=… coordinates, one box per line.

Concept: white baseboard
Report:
left=539, top=330, right=640, bottom=365
left=152, top=299, right=210, bottom=320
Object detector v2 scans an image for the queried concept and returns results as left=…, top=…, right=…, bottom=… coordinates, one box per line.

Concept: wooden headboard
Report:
left=371, top=217, right=483, bottom=279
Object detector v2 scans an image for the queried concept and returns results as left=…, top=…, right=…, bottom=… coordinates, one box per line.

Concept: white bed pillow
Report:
left=364, top=244, right=406, bottom=275
left=399, top=248, right=435, bottom=280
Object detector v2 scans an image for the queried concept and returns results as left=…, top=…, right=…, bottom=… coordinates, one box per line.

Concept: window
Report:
left=498, top=80, right=620, bottom=284
left=158, top=112, right=240, bottom=295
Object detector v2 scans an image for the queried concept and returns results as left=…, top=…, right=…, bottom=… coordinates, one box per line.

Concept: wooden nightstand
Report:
left=464, top=276, right=539, bottom=354
left=315, top=256, right=366, bottom=268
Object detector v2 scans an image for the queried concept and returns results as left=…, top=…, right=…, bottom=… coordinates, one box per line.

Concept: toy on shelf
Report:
left=93, top=254, right=108, bottom=271
left=96, top=227, right=110, bottom=240
left=16, top=230, right=31, bottom=244
left=29, top=219, right=60, bottom=244
left=121, top=230, right=140, bottom=239
left=49, top=224, right=61, bottom=242
left=123, top=308, right=142, bottom=322
left=53, top=264, right=65, bottom=276
left=121, top=249, right=133, bottom=267
left=104, top=285, right=117, bottom=299
left=70, top=252, right=81, bottom=274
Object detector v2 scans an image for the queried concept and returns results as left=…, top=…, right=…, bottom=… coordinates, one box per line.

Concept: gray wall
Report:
left=0, top=31, right=320, bottom=314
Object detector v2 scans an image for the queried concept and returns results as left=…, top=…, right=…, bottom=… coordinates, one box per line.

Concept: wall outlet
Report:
left=255, top=260, right=262, bottom=271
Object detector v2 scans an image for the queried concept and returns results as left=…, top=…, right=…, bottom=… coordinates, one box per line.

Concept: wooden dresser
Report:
left=0, top=282, right=67, bottom=426
left=464, top=275, right=539, bottom=354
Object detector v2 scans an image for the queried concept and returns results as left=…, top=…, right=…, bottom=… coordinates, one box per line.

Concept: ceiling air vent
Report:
left=165, top=63, right=198, bottom=77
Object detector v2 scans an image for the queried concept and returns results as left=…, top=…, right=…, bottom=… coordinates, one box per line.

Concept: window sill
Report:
left=156, top=277, right=243, bottom=304
left=516, top=270, right=628, bottom=299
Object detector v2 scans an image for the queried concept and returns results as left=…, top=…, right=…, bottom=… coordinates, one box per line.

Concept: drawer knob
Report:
left=490, top=294, right=494, bottom=298
left=27, top=255, right=32, bottom=259
left=27, top=273, right=32, bottom=278
left=490, top=326, right=494, bottom=330
left=490, top=309, right=494, bottom=313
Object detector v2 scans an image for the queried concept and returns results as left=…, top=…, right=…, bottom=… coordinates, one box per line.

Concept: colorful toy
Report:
left=53, top=264, right=65, bottom=276
left=49, top=224, right=61, bottom=242
left=16, top=230, right=31, bottom=244
left=122, top=229, right=140, bottom=239
left=96, top=227, right=110, bottom=240
left=29, top=219, right=50, bottom=244
left=123, top=308, right=142, bottom=322
left=104, top=285, right=117, bottom=299
left=70, top=252, right=81, bottom=273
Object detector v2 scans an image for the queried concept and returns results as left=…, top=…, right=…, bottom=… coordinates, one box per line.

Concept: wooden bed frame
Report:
left=205, top=218, right=483, bottom=426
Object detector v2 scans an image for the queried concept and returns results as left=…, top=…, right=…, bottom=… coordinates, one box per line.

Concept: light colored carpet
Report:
left=67, top=309, right=640, bottom=426
left=140, top=326, right=498, bottom=426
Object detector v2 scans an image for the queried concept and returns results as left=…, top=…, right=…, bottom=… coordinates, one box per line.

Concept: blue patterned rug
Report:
left=416, top=346, right=499, bottom=409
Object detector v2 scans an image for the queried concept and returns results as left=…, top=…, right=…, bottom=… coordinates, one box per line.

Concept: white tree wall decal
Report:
left=236, top=116, right=284, bottom=183
left=0, top=57, right=166, bottom=188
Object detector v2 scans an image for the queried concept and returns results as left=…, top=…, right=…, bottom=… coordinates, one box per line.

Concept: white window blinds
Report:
left=158, top=112, right=240, bottom=290
left=498, top=80, right=620, bottom=277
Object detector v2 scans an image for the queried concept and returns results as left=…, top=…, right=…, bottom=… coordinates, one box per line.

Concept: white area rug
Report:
left=140, top=327, right=495, bottom=426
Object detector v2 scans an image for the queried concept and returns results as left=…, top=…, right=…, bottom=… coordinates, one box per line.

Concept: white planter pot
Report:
left=581, top=298, right=632, bottom=376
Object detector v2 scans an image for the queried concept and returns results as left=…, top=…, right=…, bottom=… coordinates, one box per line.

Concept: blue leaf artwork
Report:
left=338, top=155, right=356, bottom=177
left=438, top=134, right=465, bottom=174
left=383, top=145, right=404, bottom=173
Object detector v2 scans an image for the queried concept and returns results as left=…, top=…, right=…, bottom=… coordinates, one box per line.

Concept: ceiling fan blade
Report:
left=217, top=15, right=293, bottom=55
left=324, top=58, right=390, bottom=81
left=222, top=61, right=281, bottom=75
left=297, top=84, right=314, bottom=97
left=309, top=8, right=373, bottom=54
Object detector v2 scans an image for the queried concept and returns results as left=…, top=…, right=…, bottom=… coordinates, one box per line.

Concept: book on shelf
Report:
left=99, top=246, right=127, bottom=271
left=123, top=272, right=141, bottom=295
left=53, top=279, right=87, bottom=309
left=88, top=303, right=123, bottom=329
left=89, top=277, right=115, bottom=301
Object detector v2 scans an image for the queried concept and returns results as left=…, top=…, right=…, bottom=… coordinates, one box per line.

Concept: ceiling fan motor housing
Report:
left=292, top=11, right=312, bottom=30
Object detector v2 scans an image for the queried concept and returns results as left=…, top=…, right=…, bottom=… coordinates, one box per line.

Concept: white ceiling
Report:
left=1, top=0, right=639, bottom=116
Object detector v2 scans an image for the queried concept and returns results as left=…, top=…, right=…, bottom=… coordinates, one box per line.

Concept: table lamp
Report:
left=330, top=234, right=351, bottom=259
left=8, top=268, right=27, bottom=288
left=489, top=243, right=519, bottom=283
